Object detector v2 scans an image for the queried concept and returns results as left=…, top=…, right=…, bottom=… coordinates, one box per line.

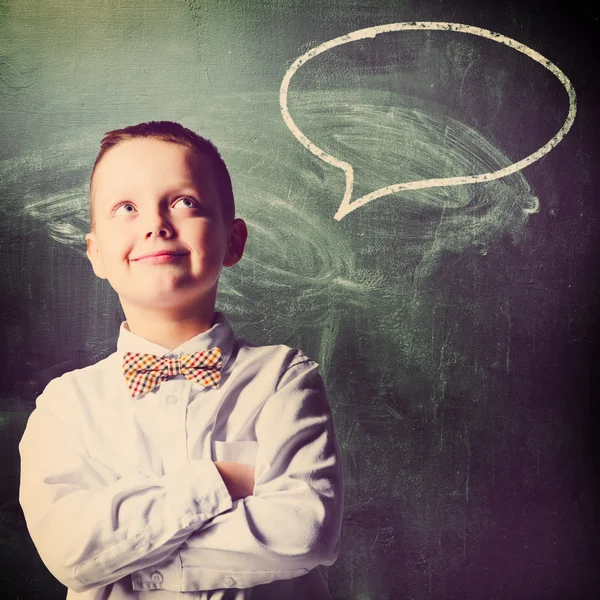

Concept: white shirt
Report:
left=19, top=312, right=344, bottom=599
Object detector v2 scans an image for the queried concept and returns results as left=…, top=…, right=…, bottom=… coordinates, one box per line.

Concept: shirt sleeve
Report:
left=130, top=353, right=344, bottom=592
left=18, top=378, right=234, bottom=593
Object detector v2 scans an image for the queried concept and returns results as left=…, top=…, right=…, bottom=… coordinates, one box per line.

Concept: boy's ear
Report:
left=223, top=218, right=248, bottom=267
left=85, top=232, right=107, bottom=279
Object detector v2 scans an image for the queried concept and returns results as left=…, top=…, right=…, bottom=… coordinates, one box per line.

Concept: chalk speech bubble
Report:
left=279, top=22, right=577, bottom=221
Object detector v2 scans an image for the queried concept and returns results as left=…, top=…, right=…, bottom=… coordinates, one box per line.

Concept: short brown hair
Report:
left=89, top=121, right=235, bottom=229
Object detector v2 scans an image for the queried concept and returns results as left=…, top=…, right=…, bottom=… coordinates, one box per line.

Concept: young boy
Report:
left=19, top=121, right=344, bottom=599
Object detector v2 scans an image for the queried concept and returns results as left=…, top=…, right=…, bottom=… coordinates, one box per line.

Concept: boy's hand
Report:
left=213, top=461, right=255, bottom=500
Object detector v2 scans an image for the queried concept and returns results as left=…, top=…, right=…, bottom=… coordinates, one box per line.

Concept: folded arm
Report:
left=131, top=356, right=344, bottom=591
left=18, top=378, right=234, bottom=593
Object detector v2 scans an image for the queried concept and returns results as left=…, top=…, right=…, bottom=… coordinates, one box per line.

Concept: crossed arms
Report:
left=19, top=358, right=343, bottom=593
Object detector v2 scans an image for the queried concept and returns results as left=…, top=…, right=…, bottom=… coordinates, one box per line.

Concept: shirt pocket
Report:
left=213, top=440, right=258, bottom=466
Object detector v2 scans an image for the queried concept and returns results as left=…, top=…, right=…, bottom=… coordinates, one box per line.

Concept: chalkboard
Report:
left=1, top=1, right=597, bottom=598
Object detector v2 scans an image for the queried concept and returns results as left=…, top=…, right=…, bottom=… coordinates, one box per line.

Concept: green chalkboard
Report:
left=1, top=1, right=597, bottom=598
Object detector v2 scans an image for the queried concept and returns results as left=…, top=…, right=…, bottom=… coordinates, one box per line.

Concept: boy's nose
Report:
left=146, top=224, right=174, bottom=239
left=145, top=213, right=174, bottom=239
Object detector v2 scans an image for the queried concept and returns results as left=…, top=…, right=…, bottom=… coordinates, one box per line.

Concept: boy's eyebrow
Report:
left=172, top=184, right=201, bottom=194
left=98, top=183, right=202, bottom=199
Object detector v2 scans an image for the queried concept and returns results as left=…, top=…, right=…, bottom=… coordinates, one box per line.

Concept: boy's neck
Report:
left=122, top=304, right=216, bottom=351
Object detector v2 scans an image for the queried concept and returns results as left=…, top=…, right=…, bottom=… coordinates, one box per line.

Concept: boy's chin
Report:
left=118, top=289, right=216, bottom=315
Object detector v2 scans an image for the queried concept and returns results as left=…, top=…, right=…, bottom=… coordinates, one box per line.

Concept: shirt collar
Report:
left=116, top=312, right=237, bottom=364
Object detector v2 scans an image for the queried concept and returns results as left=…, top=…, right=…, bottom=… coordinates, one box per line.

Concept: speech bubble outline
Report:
left=279, top=22, right=577, bottom=220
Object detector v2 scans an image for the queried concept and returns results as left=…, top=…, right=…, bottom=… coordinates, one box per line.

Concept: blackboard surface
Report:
left=1, top=1, right=598, bottom=598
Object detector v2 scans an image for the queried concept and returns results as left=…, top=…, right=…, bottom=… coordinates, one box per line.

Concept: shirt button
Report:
left=151, top=571, right=164, bottom=584
left=181, top=514, right=195, bottom=528
left=224, top=576, right=235, bottom=587
left=135, top=540, right=151, bottom=551
left=201, top=499, right=212, bottom=513
left=165, top=395, right=179, bottom=405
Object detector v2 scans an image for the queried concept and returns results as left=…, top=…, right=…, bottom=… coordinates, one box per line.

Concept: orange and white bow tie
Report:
left=122, top=348, right=222, bottom=398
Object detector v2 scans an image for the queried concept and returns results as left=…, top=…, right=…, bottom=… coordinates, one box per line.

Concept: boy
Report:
left=19, top=121, right=343, bottom=599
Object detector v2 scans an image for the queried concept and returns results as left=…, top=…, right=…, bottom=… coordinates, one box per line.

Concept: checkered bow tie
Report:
left=122, top=348, right=222, bottom=398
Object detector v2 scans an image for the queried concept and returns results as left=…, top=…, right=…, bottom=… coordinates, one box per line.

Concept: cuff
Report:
left=163, top=459, right=233, bottom=530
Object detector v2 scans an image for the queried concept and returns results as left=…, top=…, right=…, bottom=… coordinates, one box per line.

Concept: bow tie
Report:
left=122, top=348, right=222, bottom=398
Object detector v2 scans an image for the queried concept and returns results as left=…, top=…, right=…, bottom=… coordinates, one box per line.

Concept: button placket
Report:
left=178, top=379, right=194, bottom=462
left=162, top=379, right=193, bottom=473
left=159, top=378, right=186, bottom=473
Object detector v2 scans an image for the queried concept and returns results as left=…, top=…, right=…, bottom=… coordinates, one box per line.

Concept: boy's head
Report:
left=89, top=121, right=235, bottom=230
left=85, top=121, right=247, bottom=321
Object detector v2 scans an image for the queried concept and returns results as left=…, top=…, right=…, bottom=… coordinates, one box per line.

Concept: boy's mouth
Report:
left=131, top=250, right=188, bottom=263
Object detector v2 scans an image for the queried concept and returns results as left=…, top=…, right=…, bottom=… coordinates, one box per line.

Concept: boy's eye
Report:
left=114, top=203, right=136, bottom=215
left=173, top=196, right=198, bottom=209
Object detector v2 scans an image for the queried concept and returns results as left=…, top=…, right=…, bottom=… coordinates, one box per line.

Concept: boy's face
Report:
left=86, top=138, right=246, bottom=316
